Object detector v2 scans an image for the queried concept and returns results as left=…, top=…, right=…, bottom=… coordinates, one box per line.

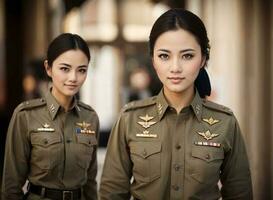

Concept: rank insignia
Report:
left=157, top=103, right=163, bottom=114
left=37, top=123, right=55, bottom=132
left=194, top=141, right=221, bottom=148
left=76, top=121, right=95, bottom=134
left=202, top=117, right=220, bottom=125
left=136, top=130, right=157, bottom=138
left=137, top=114, right=157, bottom=129
left=197, top=130, right=219, bottom=140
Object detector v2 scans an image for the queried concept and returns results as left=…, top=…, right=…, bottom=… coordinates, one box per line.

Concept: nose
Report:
left=68, top=71, right=77, bottom=82
left=170, top=57, right=182, bottom=73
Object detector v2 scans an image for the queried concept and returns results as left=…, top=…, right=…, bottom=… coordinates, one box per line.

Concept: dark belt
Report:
left=28, top=183, right=81, bottom=200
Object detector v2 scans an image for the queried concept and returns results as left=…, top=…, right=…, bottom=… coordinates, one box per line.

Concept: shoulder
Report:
left=121, top=96, right=157, bottom=113
left=202, top=99, right=233, bottom=116
left=78, top=101, right=95, bottom=112
left=15, top=98, right=46, bottom=113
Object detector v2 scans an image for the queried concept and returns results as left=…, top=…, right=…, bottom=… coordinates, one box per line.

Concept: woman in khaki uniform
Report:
left=100, top=9, right=253, bottom=200
left=2, top=33, right=99, bottom=200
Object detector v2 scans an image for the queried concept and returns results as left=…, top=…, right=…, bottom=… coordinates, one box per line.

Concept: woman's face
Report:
left=45, top=49, right=89, bottom=100
left=153, top=29, right=205, bottom=97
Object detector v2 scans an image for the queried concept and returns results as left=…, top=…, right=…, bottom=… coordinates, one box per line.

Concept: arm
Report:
left=99, top=113, right=132, bottom=200
left=83, top=119, right=100, bottom=200
left=220, top=117, right=253, bottom=200
left=1, top=109, right=30, bottom=200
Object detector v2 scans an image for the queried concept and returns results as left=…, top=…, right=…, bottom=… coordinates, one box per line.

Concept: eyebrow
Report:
left=59, top=63, right=88, bottom=68
left=156, top=48, right=195, bottom=53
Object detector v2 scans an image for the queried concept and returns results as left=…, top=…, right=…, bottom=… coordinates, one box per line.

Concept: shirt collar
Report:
left=156, top=89, right=203, bottom=122
left=45, top=87, right=80, bottom=120
left=190, top=90, right=203, bottom=122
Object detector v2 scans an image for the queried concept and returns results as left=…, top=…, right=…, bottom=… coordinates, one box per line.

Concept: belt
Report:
left=28, top=183, right=81, bottom=200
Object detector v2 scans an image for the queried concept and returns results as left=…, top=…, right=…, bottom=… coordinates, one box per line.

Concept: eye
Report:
left=60, top=67, right=70, bottom=72
left=158, top=53, right=169, bottom=60
left=182, top=54, right=194, bottom=60
left=78, top=68, right=87, bottom=74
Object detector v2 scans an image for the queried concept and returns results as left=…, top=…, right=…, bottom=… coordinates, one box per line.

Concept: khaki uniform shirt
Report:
left=99, top=90, right=252, bottom=200
left=2, top=89, right=99, bottom=200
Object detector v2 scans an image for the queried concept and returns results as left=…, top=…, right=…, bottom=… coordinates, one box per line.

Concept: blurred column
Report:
left=0, top=0, right=5, bottom=108
left=23, top=0, right=50, bottom=64
left=243, top=0, right=273, bottom=199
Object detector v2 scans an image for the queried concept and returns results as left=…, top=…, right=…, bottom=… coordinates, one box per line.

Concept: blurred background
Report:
left=0, top=0, right=272, bottom=199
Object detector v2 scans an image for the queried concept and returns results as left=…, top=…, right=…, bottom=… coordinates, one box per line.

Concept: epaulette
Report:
left=122, top=97, right=156, bottom=112
left=78, top=101, right=94, bottom=111
left=16, top=98, right=46, bottom=112
left=202, top=100, right=233, bottom=115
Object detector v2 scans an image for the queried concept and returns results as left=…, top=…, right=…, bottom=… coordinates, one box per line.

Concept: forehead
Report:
left=154, top=29, right=200, bottom=51
left=54, top=49, right=88, bottom=63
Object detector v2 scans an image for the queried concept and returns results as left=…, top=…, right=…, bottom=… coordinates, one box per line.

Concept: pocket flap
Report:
left=130, top=142, right=161, bottom=159
left=192, top=147, right=224, bottom=162
left=77, top=135, right=97, bottom=146
left=31, top=134, right=61, bottom=147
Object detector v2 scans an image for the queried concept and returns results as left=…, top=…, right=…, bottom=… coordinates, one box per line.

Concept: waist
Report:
left=28, top=183, right=81, bottom=200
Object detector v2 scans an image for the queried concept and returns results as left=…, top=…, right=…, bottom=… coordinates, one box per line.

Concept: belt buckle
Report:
left=63, top=190, right=73, bottom=200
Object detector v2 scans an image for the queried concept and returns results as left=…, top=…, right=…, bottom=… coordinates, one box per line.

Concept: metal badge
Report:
left=194, top=141, right=221, bottom=148
left=137, top=114, right=156, bottom=129
left=76, top=121, right=95, bottom=134
left=136, top=114, right=157, bottom=138
left=136, top=130, right=157, bottom=138
left=157, top=103, right=163, bottom=114
left=202, top=117, right=220, bottom=125
left=37, top=123, right=55, bottom=132
left=197, top=130, right=219, bottom=140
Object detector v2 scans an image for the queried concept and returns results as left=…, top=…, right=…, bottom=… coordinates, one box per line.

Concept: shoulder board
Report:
left=122, top=97, right=156, bottom=112
left=202, top=100, right=233, bottom=115
left=16, top=98, right=46, bottom=112
left=78, top=101, right=94, bottom=111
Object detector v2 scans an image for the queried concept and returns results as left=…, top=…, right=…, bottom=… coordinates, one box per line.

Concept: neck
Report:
left=51, top=88, right=73, bottom=112
left=163, top=87, right=195, bottom=113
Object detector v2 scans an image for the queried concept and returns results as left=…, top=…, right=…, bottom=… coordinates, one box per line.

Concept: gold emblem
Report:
left=76, top=121, right=95, bottom=134
left=136, top=130, right=157, bottom=138
left=197, top=130, right=219, bottom=140
left=202, top=117, right=220, bottom=125
left=37, top=123, right=55, bottom=132
left=137, top=114, right=157, bottom=129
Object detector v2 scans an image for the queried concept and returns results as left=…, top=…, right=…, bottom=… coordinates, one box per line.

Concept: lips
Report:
left=168, top=77, right=185, bottom=84
left=64, top=84, right=78, bottom=89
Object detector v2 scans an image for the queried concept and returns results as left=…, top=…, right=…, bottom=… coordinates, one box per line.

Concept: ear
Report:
left=44, top=60, right=52, bottom=77
left=200, top=56, right=206, bottom=69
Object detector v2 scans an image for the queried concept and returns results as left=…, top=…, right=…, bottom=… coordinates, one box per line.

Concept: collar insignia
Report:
left=197, top=130, right=219, bottom=140
left=202, top=117, right=220, bottom=125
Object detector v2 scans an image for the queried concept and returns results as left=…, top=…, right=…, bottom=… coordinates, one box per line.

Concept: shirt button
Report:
left=66, top=139, right=72, bottom=143
left=206, top=154, right=210, bottom=160
left=142, top=149, right=147, bottom=156
left=172, top=185, right=179, bottom=191
left=175, top=144, right=181, bottom=149
left=43, top=140, right=48, bottom=145
left=174, top=164, right=180, bottom=171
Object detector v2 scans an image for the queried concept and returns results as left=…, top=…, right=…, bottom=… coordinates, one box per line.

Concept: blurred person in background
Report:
left=2, top=33, right=99, bottom=200
left=99, top=9, right=252, bottom=199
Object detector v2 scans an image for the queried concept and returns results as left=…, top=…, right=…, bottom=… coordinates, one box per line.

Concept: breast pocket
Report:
left=130, top=141, right=161, bottom=183
left=75, top=134, right=97, bottom=169
left=30, top=133, right=62, bottom=170
left=190, top=147, right=224, bottom=183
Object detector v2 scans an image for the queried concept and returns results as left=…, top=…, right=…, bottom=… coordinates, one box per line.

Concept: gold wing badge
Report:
left=202, top=117, right=220, bottom=126
left=76, top=121, right=95, bottom=134
left=197, top=130, right=219, bottom=140
left=136, top=114, right=157, bottom=138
